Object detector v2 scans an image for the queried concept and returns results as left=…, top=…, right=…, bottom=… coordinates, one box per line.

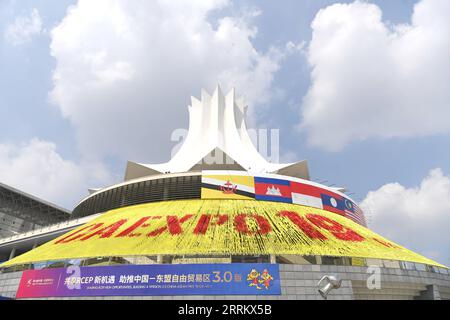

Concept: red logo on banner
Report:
left=220, top=180, right=237, bottom=194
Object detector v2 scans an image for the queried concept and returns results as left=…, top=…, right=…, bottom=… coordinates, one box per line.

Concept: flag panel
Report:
left=201, top=174, right=255, bottom=200
left=321, top=193, right=346, bottom=215
left=254, top=177, right=292, bottom=203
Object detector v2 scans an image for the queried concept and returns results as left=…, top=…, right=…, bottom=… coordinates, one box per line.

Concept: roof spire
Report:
left=124, top=87, right=309, bottom=181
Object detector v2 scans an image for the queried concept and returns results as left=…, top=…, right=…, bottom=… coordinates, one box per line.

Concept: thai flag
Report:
left=290, top=182, right=323, bottom=209
left=254, top=177, right=292, bottom=203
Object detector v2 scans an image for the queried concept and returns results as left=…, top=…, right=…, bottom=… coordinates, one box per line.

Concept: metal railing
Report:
left=0, top=213, right=102, bottom=246
left=72, top=175, right=201, bottom=218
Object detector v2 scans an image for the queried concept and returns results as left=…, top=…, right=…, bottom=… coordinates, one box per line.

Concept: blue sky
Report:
left=0, top=0, right=449, bottom=265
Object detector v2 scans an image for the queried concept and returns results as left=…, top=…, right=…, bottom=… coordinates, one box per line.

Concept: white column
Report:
left=8, top=248, right=16, bottom=260
left=270, top=254, right=276, bottom=264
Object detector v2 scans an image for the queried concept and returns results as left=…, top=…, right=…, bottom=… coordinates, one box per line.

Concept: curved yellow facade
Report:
left=2, top=199, right=444, bottom=267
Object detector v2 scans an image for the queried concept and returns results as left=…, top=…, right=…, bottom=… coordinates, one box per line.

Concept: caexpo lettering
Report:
left=54, top=211, right=393, bottom=247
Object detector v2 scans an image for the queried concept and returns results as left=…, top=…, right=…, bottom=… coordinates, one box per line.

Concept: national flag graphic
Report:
left=320, top=193, right=346, bottom=215
left=348, top=203, right=367, bottom=226
left=220, top=180, right=237, bottom=194
left=254, top=177, right=292, bottom=203
left=341, top=198, right=366, bottom=226
left=201, top=174, right=255, bottom=200
left=345, top=198, right=358, bottom=221
left=290, top=182, right=323, bottom=209
left=290, top=181, right=367, bottom=226
left=344, top=198, right=355, bottom=213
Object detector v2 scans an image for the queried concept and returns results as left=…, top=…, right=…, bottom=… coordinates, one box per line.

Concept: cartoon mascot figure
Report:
left=247, top=269, right=261, bottom=289
left=259, top=269, right=273, bottom=290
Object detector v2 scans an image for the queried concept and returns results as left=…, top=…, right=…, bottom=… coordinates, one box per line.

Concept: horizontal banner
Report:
left=201, top=173, right=366, bottom=226
left=16, top=263, right=281, bottom=298
left=2, top=200, right=442, bottom=268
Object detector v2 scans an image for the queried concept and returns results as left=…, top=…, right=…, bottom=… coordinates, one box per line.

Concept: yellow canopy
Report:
left=1, top=199, right=444, bottom=267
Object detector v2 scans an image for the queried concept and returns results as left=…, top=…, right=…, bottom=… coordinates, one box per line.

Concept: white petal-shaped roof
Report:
left=125, top=85, right=309, bottom=181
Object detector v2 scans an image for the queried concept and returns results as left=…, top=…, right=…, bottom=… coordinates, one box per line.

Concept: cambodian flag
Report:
left=254, top=177, right=292, bottom=203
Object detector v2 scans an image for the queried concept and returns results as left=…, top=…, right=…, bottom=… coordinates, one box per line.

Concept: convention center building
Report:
left=0, top=87, right=449, bottom=300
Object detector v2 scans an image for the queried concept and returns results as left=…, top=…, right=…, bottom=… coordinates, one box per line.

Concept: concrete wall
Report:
left=0, top=271, right=21, bottom=299
left=1, top=264, right=449, bottom=300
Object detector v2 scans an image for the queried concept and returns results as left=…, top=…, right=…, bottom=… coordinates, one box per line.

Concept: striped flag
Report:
left=343, top=198, right=367, bottom=226
left=201, top=174, right=255, bottom=200
left=290, top=182, right=323, bottom=209
left=291, top=181, right=367, bottom=227
left=351, top=204, right=367, bottom=227
left=254, top=177, right=292, bottom=203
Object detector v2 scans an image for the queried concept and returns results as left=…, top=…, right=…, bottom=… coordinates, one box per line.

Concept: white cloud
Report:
left=49, top=0, right=284, bottom=163
left=301, top=0, right=450, bottom=151
left=361, top=168, right=450, bottom=265
left=0, top=139, right=113, bottom=209
left=4, top=8, right=42, bottom=46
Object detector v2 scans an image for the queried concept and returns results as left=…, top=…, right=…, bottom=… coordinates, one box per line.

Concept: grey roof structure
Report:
left=0, top=181, right=71, bottom=230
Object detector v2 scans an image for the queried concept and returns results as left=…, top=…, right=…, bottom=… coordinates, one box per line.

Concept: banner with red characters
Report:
left=1, top=199, right=443, bottom=268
